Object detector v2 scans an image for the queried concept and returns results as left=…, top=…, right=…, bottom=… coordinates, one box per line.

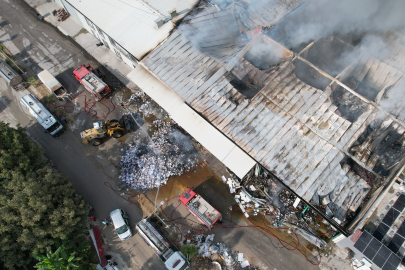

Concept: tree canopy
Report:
left=0, top=123, right=89, bottom=269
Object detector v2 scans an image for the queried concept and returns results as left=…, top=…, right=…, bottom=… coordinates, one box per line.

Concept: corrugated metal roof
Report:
left=143, top=0, right=197, bottom=18
left=65, top=0, right=198, bottom=60
left=140, top=29, right=405, bottom=221
left=127, top=64, right=256, bottom=178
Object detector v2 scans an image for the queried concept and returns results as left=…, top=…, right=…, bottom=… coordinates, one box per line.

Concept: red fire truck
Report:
left=73, top=63, right=111, bottom=101
left=179, top=189, right=222, bottom=230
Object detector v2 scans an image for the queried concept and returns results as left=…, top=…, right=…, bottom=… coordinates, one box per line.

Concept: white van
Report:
left=110, top=209, right=132, bottom=241
left=20, top=94, right=65, bottom=137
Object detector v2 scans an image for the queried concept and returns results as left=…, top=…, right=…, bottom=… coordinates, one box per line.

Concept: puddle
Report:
left=145, top=164, right=214, bottom=206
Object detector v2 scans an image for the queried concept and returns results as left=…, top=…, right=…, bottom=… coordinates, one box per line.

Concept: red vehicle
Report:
left=73, top=63, right=111, bottom=101
left=179, top=189, right=221, bottom=230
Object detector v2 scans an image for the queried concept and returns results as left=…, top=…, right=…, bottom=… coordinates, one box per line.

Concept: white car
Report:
left=110, top=209, right=132, bottom=241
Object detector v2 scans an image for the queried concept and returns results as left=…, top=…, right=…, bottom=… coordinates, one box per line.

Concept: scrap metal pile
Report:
left=226, top=167, right=333, bottom=237
left=270, top=189, right=319, bottom=228
left=119, top=121, right=198, bottom=190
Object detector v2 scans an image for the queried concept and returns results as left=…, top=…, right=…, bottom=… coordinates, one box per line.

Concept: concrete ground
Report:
left=0, top=0, right=324, bottom=269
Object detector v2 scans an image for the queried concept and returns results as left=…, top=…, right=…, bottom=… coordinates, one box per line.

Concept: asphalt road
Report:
left=0, top=0, right=322, bottom=269
left=0, top=0, right=166, bottom=269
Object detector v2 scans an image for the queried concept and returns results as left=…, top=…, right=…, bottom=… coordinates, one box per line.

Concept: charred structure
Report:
left=137, top=0, right=405, bottom=232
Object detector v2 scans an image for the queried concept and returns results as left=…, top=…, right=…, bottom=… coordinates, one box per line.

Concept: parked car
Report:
left=110, top=209, right=132, bottom=241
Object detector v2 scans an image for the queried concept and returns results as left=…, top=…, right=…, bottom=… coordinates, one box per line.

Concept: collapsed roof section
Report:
left=142, top=3, right=405, bottom=224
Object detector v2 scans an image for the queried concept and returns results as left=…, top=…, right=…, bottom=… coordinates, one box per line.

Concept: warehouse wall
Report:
left=58, top=0, right=138, bottom=68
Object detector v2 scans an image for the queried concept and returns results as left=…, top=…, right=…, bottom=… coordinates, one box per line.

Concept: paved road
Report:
left=0, top=0, right=322, bottom=269
left=0, top=0, right=165, bottom=269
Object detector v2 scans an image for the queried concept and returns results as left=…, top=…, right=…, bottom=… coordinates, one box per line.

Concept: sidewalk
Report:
left=27, top=0, right=137, bottom=90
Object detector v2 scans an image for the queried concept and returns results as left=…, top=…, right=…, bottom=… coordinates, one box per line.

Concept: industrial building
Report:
left=54, top=0, right=199, bottom=67
left=127, top=0, right=405, bottom=235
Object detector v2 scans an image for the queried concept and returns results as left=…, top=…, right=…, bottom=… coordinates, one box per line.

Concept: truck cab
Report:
left=180, top=189, right=222, bottom=230
left=164, top=251, right=189, bottom=270
left=73, top=63, right=111, bottom=101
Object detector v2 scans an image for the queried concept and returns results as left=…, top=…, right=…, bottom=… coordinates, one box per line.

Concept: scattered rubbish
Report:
left=225, top=167, right=333, bottom=242
left=119, top=121, right=198, bottom=190
left=293, top=198, right=301, bottom=208
left=52, top=8, right=69, bottom=21
left=192, top=234, right=257, bottom=269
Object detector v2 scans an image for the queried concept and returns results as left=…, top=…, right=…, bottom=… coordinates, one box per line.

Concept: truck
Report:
left=136, top=218, right=189, bottom=270
left=179, top=189, right=222, bottom=230
left=73, top=63, right=111, bottom=101
left=20, top=94, right=65, bottom=137
left=37, top=70, right=68, bottom=100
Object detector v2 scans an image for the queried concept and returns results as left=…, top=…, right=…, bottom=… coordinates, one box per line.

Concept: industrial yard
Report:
left=1, top=0, right=405, bottom=269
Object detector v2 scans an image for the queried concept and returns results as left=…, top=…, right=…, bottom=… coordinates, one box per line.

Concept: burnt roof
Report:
left=142, top=3, right=405, bottom=223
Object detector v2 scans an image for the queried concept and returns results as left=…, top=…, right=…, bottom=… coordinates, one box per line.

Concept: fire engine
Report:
left=179, top=189, right=222, bottom=230
left=73, top=63, right=111, bottom=101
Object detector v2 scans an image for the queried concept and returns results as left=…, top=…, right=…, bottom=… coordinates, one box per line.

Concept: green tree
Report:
left=0, top=123, right=89, bottom=269
left=181, top=244, right=198, bottom=259
left=28, top=77, right=36, bottom=85
left=33, top=246, right=82, bottom=270
left=33, top=239, right=97, bottom=270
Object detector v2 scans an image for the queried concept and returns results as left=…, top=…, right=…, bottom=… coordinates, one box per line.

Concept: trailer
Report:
left=37, top=70, right=68, bottom=100
left=136, top=218, right=189, bottom=270
left=73, top=63, right=111, bottom=101
left=179, top=189, right=222, bottom=230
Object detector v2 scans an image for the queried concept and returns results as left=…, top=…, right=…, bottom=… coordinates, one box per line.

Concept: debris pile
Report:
left=139, top=98, right=168, bottom=118
left=52, top=8, right=69, bottom=21
left=119, top=121, right=198, bottom=190
left=194, top=234, right=258, bottom=270
left=225, top=166, right=335, bottom=240
left=223, top=176, right=267, bottom=218
left=124, top=91, right=146, bottom=106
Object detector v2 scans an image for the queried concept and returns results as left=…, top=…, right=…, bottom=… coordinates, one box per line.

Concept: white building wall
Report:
left=59, top=0, right=137, bottom=68
left=60, top=0, right=81, bottom=23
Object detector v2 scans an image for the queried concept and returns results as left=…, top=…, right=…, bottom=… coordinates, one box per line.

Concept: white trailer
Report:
left=37, top=70, right=67, bottom=100
left=20, top=94, right=65, bottom=137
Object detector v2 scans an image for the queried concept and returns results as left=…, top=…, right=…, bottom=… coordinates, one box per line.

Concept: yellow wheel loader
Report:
left=80, top=116, right=131, bottom=146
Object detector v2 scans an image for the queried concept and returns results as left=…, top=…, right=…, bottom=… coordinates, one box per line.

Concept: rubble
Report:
left=193, top=234, right=258, bottom=270
left=138, top=98, right=168, bottom=118
left=225, top=167, right=337, bottom=241
left=119, top=121, right=198, bottom=191
left=52, top=8, right=69, bottom=22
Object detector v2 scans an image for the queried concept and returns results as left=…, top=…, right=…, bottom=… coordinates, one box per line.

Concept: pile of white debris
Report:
left=119, top=121, right=198, bottom=190
left=194, top=234, right=255, bottom=269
